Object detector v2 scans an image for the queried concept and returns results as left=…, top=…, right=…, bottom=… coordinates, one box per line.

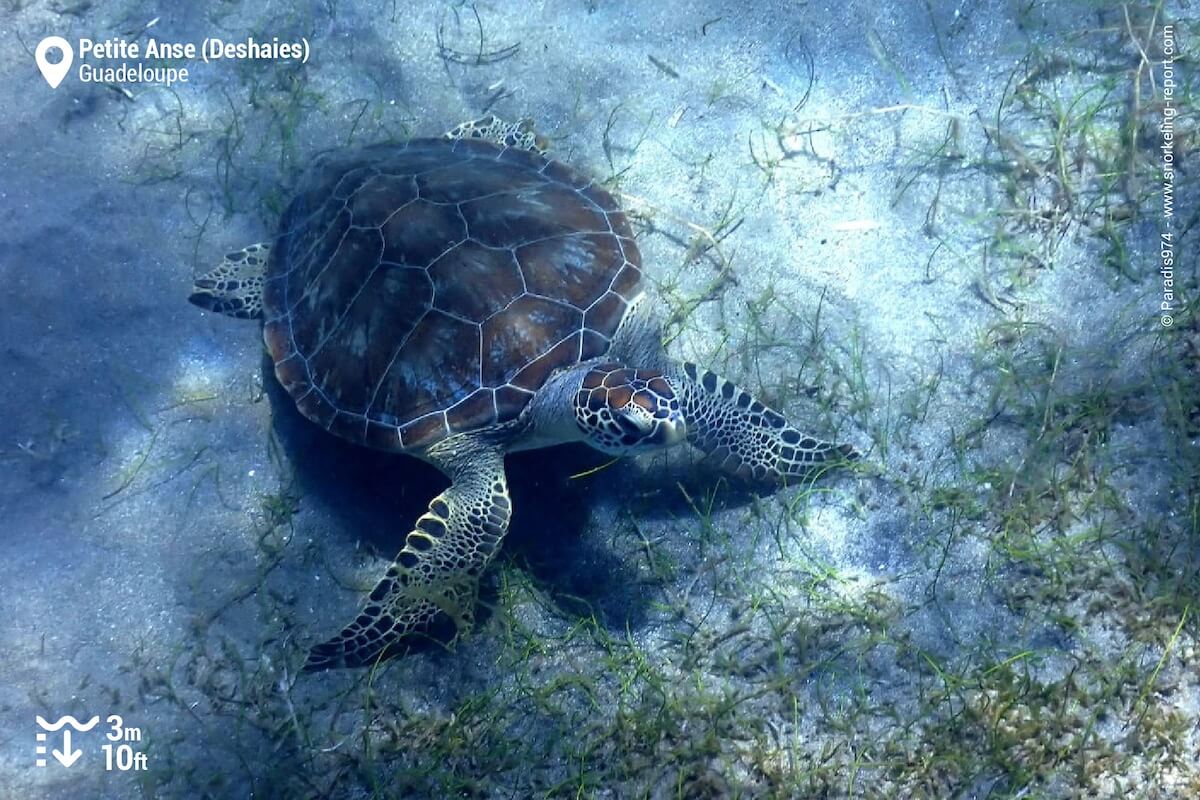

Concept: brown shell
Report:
left=261, top=137, right=641, bottom=452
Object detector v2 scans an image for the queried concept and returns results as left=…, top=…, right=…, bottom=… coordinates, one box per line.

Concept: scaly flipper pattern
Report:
left=188, top=243, right=271, bottom=319
left=677, top=362, right=858, bottom=483
left=444, top=115, right=549, bottom=154
left=304, top=441, right=511, bottom=671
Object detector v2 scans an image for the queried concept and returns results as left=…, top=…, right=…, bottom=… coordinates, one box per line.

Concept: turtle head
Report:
left=573, top=364, right=687, bottom=454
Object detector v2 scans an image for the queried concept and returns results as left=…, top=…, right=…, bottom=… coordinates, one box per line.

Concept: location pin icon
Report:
left=35, top=36, right=73, bottom=89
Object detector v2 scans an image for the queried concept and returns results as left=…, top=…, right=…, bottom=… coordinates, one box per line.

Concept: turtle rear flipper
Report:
left=188, top=242, right=271, bottom=319
left=444, top=115, right=549, bottom=155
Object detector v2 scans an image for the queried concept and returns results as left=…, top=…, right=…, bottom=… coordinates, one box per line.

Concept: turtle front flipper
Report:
left=304, top=442, right=511, bottom=671
left=676, top=362, right=858, bottom=483
left=188, top=242, right=271, bottom=319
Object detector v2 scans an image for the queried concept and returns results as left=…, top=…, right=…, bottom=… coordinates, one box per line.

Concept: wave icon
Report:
left=35, top=715, right=100, bottom=732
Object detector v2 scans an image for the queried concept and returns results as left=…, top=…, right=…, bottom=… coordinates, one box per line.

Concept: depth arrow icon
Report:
left=52, top=729, right=82, bottom=767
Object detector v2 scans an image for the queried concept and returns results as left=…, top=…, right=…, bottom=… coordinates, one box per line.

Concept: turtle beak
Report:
left=654, top=413, right=687, bottom=447
left=614, top=407, right=685, bottom=449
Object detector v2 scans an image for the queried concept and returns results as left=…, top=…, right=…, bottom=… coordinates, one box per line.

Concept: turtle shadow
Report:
left=262, top=359, right=653, bottom=648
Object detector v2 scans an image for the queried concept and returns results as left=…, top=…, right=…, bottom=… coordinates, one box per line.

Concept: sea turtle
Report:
left=189, top=116, right=857, bottom=671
